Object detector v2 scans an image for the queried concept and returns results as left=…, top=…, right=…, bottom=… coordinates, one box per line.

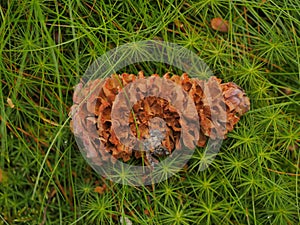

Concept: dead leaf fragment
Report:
left=144, top=209, right=150, bottom=216
left=283, top=88, right=293, bottom=95
left=0, top=169, right=7, bottom=184
left=7, top=97, right=15, bottom=108
left=120, top=216, right=132, bottom=225
left=211, top=17, right=229, bottom=32
left=94, top=184, right=107, bottom=194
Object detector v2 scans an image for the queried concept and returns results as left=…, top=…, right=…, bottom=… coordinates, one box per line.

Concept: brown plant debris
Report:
left=211, top=17, right=229, bottom=32
left=70, top=72, right=250, bottom=166
left=0, top=169, right=2, bottom=183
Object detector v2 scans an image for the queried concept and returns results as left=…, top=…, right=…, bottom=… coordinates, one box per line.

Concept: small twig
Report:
left=42, top=155, right=73, bottom=209
left=266, top=167, right=300, bottom=177
left=0, top=115, right=49, bottom=147
left=83, top=0, right=97, bottom=15
left=243, top=7, right=251, bottom=45
left=39, top=188, right=57, bottom=225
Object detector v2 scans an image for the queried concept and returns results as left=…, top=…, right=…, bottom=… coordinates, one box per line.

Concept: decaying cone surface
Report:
left=70, top=72, right=250, bottom=166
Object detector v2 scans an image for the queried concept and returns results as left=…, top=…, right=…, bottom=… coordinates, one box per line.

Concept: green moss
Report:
left=0, top=0, right=299, bottom=224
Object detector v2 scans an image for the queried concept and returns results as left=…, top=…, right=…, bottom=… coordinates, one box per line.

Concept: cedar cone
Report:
left=70, top=72, right=250, bottom=166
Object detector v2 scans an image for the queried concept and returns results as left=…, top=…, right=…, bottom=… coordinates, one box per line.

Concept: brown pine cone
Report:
left=70, top=72, right=250, bottom=166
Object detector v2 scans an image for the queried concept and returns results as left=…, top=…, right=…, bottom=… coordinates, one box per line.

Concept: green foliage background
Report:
left=0, top=0, right=299, bottom=224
